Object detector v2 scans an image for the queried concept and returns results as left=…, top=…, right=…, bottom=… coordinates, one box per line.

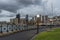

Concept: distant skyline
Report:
left=0, top=0, right=60, bottom=22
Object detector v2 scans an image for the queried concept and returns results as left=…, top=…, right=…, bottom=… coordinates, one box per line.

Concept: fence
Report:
left=0, top=24, right=37, bottom=34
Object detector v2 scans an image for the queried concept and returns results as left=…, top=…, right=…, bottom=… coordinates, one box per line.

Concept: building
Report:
left=0, top=21, right=7, bottom=26
left=14, top=18, right=19, bottom=25
left=16, top=14, right=20, bottom=24
left=10, top=18, right=18, bottom=25
left=44, top=15, right=48, bottom=24
left=10, top=19, right=14, bottom=24
left=48, top=18, right=54, bottom=24
left=20, top=18, right=26, bottom=26
left=29, top=17, right=35, bottom=25
left=25, top=14, right=28, bottom=25
left=41, top=15, right=44, bottom=23
left=52, top=16, right=60, bottom=24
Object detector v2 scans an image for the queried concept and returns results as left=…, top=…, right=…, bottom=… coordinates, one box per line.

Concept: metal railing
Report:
left=0, top=24, right=37, bottom=33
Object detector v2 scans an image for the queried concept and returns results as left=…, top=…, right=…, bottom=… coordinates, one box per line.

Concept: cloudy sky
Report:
left=0, top=0, right=60, bottom=22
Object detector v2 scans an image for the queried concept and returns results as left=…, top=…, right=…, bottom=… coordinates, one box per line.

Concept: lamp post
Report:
left=36, top=15, right=40, bottom=34
left=26, top=14, right=28, bottom=30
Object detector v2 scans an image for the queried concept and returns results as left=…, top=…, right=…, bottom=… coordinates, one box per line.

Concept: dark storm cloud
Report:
left=0, top=5, right=18, bottom=12
left=18, top=0, right=41, bottom=5
left=0, top=3, right=19, bottom=12
left=0, top=0, right=42, bottom=12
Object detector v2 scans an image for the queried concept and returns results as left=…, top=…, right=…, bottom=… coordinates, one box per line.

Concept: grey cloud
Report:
left=0, top=10, right=16, bottom=18
left=18, top=0, right=41, bottom=5
left=0, top=6, right=18, bottom=12
left=0, top=3, right=19, bottom=12
left=0, top=0, right=42, bottom=12
left=0, top=14, right=15, bottom=17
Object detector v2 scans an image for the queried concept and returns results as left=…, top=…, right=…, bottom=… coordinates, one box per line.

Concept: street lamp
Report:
left=26, top=14, right=28, bottom=30
left=36, top=15, right=40, bottom=34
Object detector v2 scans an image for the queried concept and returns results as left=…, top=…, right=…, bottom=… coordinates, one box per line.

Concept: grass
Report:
left=34, top=28, right=60, bottom=40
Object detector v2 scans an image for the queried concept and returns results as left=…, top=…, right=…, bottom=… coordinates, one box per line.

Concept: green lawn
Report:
left=34, top=28, right=60, bottom=40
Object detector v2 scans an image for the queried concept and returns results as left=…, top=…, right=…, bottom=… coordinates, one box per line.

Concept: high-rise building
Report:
left=42, top=16, right=45, bottom=23
left=40, top=15, right=42, bottom=22
left=45, top=15, right=48, bottom=23
left=16, top=14, right=20, bottom=23
left=40, top=15, right=48, bottom=24
left=25, top=14, right=28, bottom=24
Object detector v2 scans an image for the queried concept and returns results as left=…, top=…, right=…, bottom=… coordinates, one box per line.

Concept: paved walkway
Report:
left=0, top=30, right=37, bottom=40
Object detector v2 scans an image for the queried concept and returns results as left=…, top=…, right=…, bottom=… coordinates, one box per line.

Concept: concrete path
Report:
left=0, top=30, right=37, bottom=40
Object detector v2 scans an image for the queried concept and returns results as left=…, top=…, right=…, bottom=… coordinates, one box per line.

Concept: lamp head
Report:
left=37, top=15, right=40, bottom=18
